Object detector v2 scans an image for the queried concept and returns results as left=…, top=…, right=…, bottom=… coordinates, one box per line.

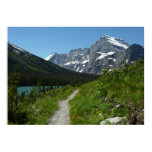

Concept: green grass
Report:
left=28, top=85, right=75, bottom=124
left=69, top=59, right=144, bottom=125
left=8, top=85, right=74, bottom=125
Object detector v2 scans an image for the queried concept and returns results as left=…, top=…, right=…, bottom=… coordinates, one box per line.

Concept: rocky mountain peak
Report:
left=45, top=36, right=143, bottom=74
left=102, top=35, right=129, bottom=49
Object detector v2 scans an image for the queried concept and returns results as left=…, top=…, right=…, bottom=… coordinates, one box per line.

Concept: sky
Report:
left=8, top=27, right=144, bottom=58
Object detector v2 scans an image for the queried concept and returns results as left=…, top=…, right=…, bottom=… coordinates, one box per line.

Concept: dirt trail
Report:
left=49, top=90, right=79, bottom=125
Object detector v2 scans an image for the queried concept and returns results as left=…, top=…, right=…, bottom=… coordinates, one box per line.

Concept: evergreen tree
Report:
left=8, top=65, right=19, bottom=122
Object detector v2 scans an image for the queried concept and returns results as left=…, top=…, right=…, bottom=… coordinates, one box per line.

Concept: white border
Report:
left=0, top=0, right=152, bottom=152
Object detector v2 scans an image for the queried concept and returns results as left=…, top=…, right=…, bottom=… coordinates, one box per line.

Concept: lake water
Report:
left=17, top=86, right=50, bottom=96
left=17, top=86, right=62, bottom=96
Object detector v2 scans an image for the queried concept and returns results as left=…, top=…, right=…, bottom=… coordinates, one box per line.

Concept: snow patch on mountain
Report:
left=79, top=69, right=83, bottom=73
left=104, top=35, right=129, bottom=49
left=8, top=42, right=26, bottom=54
left=82, top=60, right=89, bottom=64
left=64, top=61, right=80, bottom=66
left=13, top=50, right=20, bottom=54
left=96, top=52, right=115, bottom=60
left=108, top=57, right=116, bottom=62
left=76, top=67, right=80, bottom=72
left=8, top=42, right=33, bottom=57
left=45, top=53, right=56, bottom=61
left=13, top=45, right=25, bottom=53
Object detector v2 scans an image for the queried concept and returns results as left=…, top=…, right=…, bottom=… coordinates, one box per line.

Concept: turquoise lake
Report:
left=17, top=86, right=50, bottom=96
left=17, top=86, right=62, bottom=96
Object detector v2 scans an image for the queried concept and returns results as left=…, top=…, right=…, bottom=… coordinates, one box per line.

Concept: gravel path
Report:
left=49, top=90, right=79, bottom=125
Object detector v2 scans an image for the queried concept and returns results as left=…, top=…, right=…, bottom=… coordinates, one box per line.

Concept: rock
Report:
left=98, top=113, right=103, bottom=117
left=128, top=109, right=144, bottom=125
left=100, top=117, right=124, bottom=125
left=116, top=104, right=120, bottom=108
left=136, top=110, right=144, bottom=124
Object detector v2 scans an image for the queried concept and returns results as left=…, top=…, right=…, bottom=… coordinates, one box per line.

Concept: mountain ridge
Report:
left=45, top=35, right=144, bottom=74
left=8, top=42, right=98, bottom=86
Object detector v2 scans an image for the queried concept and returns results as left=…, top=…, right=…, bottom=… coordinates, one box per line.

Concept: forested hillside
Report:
left=8, top=42, right=99, bottom=124
left=8, top=42, right=98, bottom=86
left=69, top=59, right=144, bottom=125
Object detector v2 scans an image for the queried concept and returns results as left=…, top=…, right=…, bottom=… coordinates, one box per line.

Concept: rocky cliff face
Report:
left=45, top=35, right=144, bottom=74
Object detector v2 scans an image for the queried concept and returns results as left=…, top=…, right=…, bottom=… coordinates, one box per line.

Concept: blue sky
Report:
left=8, top=27, right=144, bottom=58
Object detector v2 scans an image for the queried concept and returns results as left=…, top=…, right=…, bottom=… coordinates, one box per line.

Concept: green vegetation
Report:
left=8, top=85, right=74, bottom=124
left=8, top=43, right=98, bottom=124
left=8, top=42, right=144, bottom=125
left=69, top=59, right=144, bottom=125
left=8, top=67, right=75, bottom=124
left=8, top=43, right=98, bottom=86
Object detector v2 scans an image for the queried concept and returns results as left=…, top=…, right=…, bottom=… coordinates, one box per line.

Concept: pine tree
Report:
left=8, top=65, right=19, bottom=122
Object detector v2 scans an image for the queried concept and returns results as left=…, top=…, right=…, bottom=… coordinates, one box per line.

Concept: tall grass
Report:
left=69, top=59, right=144, bottom=125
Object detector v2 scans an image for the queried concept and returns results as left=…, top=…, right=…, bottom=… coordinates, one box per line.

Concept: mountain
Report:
left=8, top=42, right=98, bottom=86
left=45, top=35, right=144, bottom=74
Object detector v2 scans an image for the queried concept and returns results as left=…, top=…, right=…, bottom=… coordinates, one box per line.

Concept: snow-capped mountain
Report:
left=104, top=35, right=129, bottom=50
left=45, top=35, right=144, bottom=74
